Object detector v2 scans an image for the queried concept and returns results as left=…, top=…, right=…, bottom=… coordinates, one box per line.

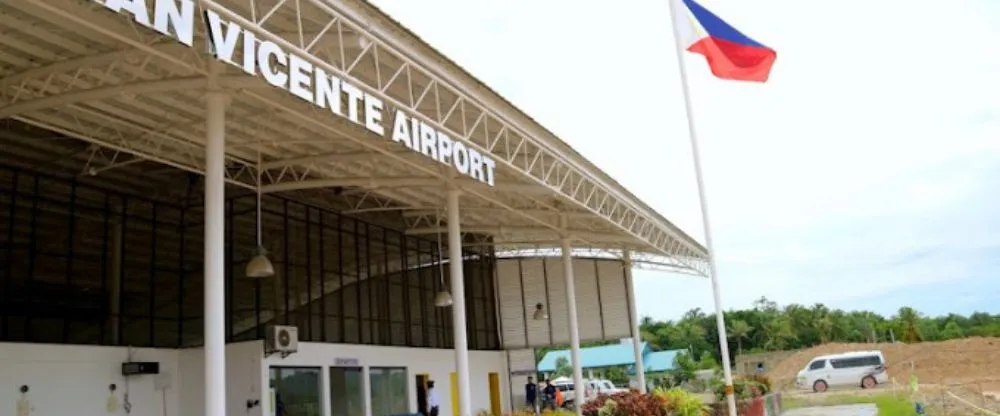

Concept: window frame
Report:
left=368, top=366, right=409, bottom=415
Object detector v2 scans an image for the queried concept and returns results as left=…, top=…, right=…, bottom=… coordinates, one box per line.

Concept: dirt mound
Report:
left=768, top=337, right=1000, bottom=385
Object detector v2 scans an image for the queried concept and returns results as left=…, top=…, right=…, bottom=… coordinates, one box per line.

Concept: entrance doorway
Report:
left=415, top=373, right=429, bottom=415
left=489, top=372, right=502, bottom=416
left=329, top=367, right=365, bottom=416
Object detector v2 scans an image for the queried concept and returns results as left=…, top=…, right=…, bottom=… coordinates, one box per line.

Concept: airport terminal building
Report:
left=0, top=1, right=708, bottom=415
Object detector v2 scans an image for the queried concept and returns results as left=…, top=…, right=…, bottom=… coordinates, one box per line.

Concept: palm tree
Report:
left=896, top=307, right=923, bottom=343
left=678, top=322, right=707, bottom=354
left=728, top=320, right=752, bottom=355
left=815, top=317, right=833, bottom=344
left=763, top=317, right=796, bottom=351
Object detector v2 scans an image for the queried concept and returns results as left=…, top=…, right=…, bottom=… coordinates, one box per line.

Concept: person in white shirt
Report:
left=427, top=380, right=440, bottom=416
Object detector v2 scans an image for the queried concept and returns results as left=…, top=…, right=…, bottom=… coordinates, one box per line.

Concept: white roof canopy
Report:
left=0, top=0, right=707, bottom=275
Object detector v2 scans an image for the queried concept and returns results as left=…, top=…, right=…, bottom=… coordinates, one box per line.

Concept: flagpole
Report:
left=666, top=1, right=738, bottom=415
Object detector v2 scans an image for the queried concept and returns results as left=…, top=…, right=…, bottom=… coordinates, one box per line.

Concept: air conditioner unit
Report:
left=265, top=325, right=299, bottom=355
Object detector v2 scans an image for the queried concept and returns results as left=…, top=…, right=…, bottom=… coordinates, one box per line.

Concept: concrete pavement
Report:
left=782, top=404, right=878, bottom=416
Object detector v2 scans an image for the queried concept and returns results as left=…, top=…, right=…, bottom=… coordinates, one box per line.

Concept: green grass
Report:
left=780, top=393, right=915, bottom=415
left=870, top=395, right=915, bottom=416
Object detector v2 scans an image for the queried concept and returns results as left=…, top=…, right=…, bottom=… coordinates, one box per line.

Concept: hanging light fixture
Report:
left=433, top=288, right=454, bottom=308
left=245, top=144, right=274, bottom=278
left=433, top=209, right=453, bottom=307
left=533, top=303, right=548, bottom=320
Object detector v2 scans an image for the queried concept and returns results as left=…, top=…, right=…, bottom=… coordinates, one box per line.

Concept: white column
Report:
left=447, top=188, right=472, bottom=416
left=362, top=366, right=374, bottom=416
left=623, top=251, right=647, bottom=393
left=559, top=215, right=585, bottom=415
left=204, top=64, right=227, bottom=416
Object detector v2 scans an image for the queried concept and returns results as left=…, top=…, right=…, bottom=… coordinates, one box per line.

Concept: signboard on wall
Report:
left=333, top=358, right=360, bottom=367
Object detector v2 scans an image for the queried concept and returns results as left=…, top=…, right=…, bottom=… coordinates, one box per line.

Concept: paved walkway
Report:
left=782, top=404, right=878, bottom=416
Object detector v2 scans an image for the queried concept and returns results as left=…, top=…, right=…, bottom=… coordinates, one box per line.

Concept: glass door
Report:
left=269, top=366, right=322, bottom=416
left=329, top=366, right=365, bottom=416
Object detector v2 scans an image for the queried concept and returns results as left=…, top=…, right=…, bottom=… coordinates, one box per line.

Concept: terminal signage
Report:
left=333, top=357, right=360, bottom=367
left=97, top=0, right=497, bottom=187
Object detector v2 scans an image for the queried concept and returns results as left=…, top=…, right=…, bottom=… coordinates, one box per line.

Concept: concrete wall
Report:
left=0, top=342, right=182, bottom=416
left=176, top=341, right=264, bottom=416
left=0, top=341, right=507, bottom=416
left=734, top=350, right=798, bottom=375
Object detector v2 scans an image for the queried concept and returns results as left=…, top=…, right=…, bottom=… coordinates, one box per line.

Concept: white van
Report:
left=796, top=350, right=888, bottom=392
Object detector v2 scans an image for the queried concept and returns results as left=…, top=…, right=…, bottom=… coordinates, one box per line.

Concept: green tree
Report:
left=632, top=297, right=1000, bottom=368
left=697, top=350, right=719, bottom=370
left=672, top=352, right=698, bottom=386
left=728, top=320, right=752, bottom=355
left=604, top=366, right=630, bottom=386
left=940, top=321, right=964, bottom=339
left=554, top=356, right=571, bottom=378
left=896, top=307, right=924, bottom=343
left=762, top=316, right=796, bottom=351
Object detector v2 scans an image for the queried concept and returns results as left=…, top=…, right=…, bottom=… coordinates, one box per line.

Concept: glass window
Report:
left=830, top=355, right=881, bottom=369
left=370, top=367, right=408, bottom=416
left=330, top=367, right=365, bottom=416
left=808, top=360, right=826, bottom=370
left=269, top=366, right=322, bottom=416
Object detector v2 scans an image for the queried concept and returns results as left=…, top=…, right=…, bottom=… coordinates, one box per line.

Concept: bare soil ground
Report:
left=766, top=337, right=1000, bottom=414
left=768, top=337, right=1000, bottom=385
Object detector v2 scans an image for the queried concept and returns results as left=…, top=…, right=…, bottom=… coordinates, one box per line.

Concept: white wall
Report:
left=177, top=340, right=265, bottom=416
left=0, top=341, right=506, bottom=416
left=0, top=342, right=181, bottom=416
left=265, top=342, right=509, bottom=416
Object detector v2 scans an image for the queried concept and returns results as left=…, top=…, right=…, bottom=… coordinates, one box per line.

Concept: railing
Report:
left=935, top=379, right=1000, bottom=415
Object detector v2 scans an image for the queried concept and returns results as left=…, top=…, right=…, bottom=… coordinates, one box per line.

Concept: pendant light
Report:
left=245, top=144, right=274, bottom=278
left=433, top=209, right=453, bottom=307
left=533, top=302, right=548, bottom=320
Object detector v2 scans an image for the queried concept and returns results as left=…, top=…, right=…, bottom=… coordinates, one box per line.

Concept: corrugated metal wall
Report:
left=497, top=257, right=632, bottom=349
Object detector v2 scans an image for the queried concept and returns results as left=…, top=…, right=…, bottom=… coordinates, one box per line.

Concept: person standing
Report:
left=427, top=380, right=440, bottom=416
left=525, top=376, right=538, bottom=410
left=542, top=379, right=557, bottom=410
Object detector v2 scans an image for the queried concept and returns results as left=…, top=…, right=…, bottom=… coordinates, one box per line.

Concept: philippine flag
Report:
left=672, top=0, right=777, bottom=83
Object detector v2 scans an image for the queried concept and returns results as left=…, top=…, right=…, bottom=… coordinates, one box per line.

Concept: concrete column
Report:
left=624, top=251, right=647, bottom=393
left=447, top=188, right=472, bottom=416
left=204, top=64, right=227, bottom=416
left=560, top=215, right=585, bottom=415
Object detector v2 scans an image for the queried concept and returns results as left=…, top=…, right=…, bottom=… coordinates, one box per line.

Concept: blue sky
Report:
left=368, top=0, right=1000, bottom=320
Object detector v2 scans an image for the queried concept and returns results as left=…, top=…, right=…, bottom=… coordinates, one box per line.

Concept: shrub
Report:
left=742, top=374, right=773, bottom=394
left=503, top=410, right=574, bottom=416
left=710, top=374, right=768, bottom=402
left=581, top=391, right=668, bottom=416
left=655, top=388, right=709, bottom=416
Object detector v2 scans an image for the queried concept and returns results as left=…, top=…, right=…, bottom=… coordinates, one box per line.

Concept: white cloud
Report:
left=369, top=0, right=1000, bottom=318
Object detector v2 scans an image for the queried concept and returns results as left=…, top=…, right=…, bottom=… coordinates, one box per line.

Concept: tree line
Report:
left=641, top=297, right=1000, bottom=362
left=536, top=297, right=1000, bottom=373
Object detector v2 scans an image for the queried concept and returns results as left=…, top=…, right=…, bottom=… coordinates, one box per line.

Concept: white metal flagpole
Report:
left=666, top=1, right=739, bottom=415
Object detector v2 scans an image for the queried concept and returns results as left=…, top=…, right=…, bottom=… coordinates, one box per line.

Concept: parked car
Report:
left=551, top=378, right=627, bottom=409
left=587, top=378, right=628, bottom=395
left=796, top=350, right=888, bottom=392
